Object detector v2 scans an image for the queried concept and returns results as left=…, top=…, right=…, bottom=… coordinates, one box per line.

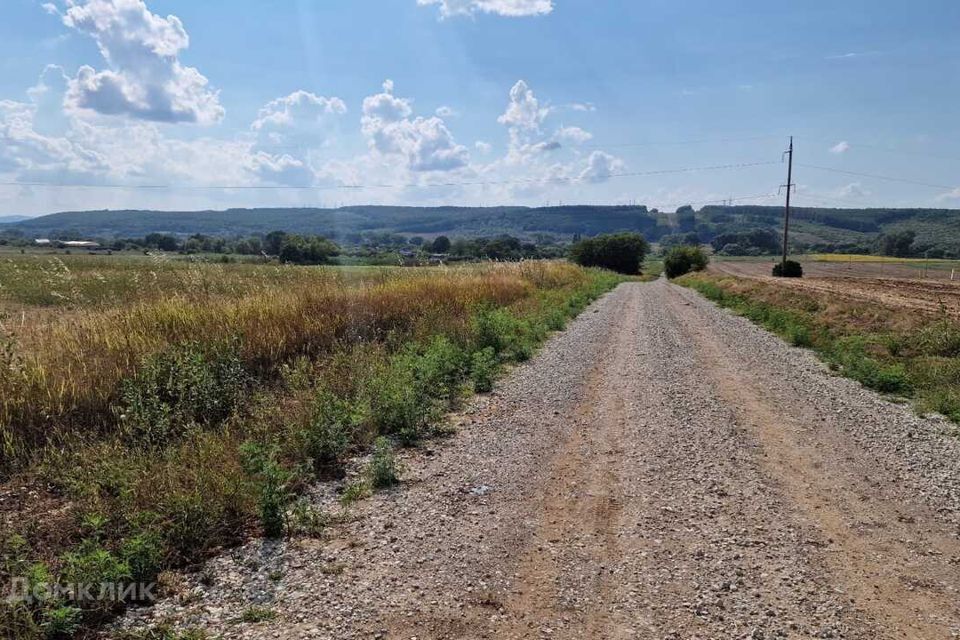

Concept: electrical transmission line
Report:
left=798, top=163, right=956, bottom=191
left=0, top=160, right=779, bottom=192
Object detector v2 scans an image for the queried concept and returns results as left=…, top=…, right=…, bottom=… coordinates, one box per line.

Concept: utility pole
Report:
left=781, top=136, right=795, bottom=271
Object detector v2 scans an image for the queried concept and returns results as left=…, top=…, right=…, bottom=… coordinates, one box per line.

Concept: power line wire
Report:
left=254, top=133, right=783, bottom=154
left=797, top=163, right=956, bottom=191
left=807, top=137, right=960, bottom=163
left=644, top=192, right=779, bottom=209
left=0, top=160, right=780, bottom=192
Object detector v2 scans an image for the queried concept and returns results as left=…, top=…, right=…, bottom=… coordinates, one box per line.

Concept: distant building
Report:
left=35, top=239, right=106, bottom=251
left=61, top=241, right=102, bottom=249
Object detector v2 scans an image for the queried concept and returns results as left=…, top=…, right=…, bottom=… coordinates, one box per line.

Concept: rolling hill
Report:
left=5, top=205, right=960, bottom=255
left=0, top=215, right=32, bottom=225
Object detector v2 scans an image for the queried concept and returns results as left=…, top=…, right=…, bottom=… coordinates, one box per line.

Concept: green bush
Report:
left=240, top=442, right=295, bottom=539
left=569, top=232, right=649, bottom=274
left=368, top=437, right=399, bottom=489
left=41, top=605, right=83, bottom=638
left=408, top=336, right=467, bottom=402
left=365, top=355, right=425, bottom=445
left=301, top=389, right=358, bottom=475
left=469, top=348, right=498, bottom=393
left=119, top=531, right=164, bottom=586
left=60, top=542, right=132, bottom=616
left=472, top=307, right=533, bottom=362
left=663, top=246, right=708, bottom=279
left=772, top=260, right=803, bottom=278
left=118, top=341, right=248, bottom=448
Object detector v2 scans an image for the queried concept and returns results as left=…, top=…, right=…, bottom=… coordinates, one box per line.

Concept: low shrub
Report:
left=469, top=348, right=498, bottom=393
left=118, top=341, right=248, bottom=449
left=772, top=260, right=803, bottom=278
left=239, top=442, right=296, bottom=539
left=368, top=437, right=400, bottom=489
left=472, top=307, right=533, bottom=362
left=300, top=389, right=359, bottom=476
left=41, top=605, right=83, bottom=637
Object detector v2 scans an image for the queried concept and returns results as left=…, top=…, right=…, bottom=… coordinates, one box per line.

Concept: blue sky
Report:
left=1, top=0, right=958, bottom=215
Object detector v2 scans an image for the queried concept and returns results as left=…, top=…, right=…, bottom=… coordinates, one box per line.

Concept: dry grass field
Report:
left=0, top=254, right=623, bottom=639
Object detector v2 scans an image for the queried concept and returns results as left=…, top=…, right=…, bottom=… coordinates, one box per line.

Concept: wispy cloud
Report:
left=829, top=141, right=850, bottom=154
left=937, top=188, right=960, bottom=202
left=417, top=0, right=553, bottom=18
left=825, top=51, right=881, bottom=61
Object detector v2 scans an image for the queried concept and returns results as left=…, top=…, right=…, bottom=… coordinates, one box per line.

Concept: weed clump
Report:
left=368, top=437, right=400, bottom=489
left=300, top=389, right=359, bottom=475
left=118, top=341, right=247, bottom=448
left=240, top=441, right=296, bottom=539
left=469, top=347, right=498, bottom=393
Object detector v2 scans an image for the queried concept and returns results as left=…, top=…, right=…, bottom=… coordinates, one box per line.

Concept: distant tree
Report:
left=874, top=230, right=916, bottom=257
left=675, top=205, right=696, bottom=233
left=663, top=246, right=709, bottom=278
left=430, top=236, right=451, bottom=253
left=569, top=232, right=649, bottom=274
left=263, top=230, right=289, bottom=256
left=711, top=229, right=780, bottom=255
left=278, top=235, right=340, bottom=265
left=409, top=236, right=425, bottom=246
left=144, top=233, right=180, bottom=252
left=659, top=232, right=701, bottom=249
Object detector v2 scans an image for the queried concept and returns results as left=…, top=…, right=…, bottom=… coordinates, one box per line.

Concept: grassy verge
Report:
left=679, top=272, right=960, bottom=422
left=0, top=260, right=622, bottom=639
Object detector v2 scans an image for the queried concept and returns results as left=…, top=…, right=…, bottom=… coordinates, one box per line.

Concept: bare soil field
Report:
left=712, top=259, right=960, bottom=316
left=118, top=281, right=960, bottom=639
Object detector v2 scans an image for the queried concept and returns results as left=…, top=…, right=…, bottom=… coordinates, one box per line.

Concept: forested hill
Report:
left=8, top=205, right=662, bottom=240
left=7, top=204, right=960, bottom=254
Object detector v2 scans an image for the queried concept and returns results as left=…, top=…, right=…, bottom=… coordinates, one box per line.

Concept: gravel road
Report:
left=121, top=280, right=960, bottom=639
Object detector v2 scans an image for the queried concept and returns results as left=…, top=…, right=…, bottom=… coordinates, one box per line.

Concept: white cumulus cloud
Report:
left=579, top=150, right=624, bottom=183
left=417, top=0, right=553, bottom=18
left=57, top=0, right=224, bottom=124
left=360, top=80, right=469, bottom=172
left=252, top=91, right=347, bottom=132
left=556, top=125, right=592, bottom=144
left=498, top=80, right=550, bottom=133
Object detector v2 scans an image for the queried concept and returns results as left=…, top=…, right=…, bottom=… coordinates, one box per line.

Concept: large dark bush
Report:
left=569, top=232, right=649, bottom=274
left=663, top=246, right=709, bottom=278
left=772, top=260, right=803, bottom=278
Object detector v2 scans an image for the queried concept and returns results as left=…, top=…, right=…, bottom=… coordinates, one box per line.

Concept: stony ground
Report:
left=118, top=280, right=960, bottom=639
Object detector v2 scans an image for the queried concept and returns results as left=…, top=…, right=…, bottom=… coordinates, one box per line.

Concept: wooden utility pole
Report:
left=781, top=136, right=795, bottom=271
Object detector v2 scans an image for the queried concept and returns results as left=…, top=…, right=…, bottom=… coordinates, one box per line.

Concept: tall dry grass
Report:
left=0, top=261, right=587, bottom=470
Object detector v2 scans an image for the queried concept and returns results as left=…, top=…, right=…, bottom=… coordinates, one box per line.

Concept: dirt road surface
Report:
left=124, top=281, right=960, bottom=639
